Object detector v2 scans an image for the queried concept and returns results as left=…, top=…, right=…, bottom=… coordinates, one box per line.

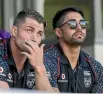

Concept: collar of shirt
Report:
left=7, top=38, right=16, bottom=67
left=7, top=39, right=33, bottom=70
left=56, top=42, right=89, bottom=68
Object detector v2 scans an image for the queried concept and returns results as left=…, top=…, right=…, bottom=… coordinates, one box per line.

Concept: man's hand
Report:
left=21, top=40, right=45, bottom=70
left=21, top=40, right=59, bottom=92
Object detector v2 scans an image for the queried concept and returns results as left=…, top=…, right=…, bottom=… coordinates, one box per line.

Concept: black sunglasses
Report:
left=58, top=19, right=89, bottom=29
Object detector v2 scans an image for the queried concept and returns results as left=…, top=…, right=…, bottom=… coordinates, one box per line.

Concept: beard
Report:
left=14, top=39, right=29, bottom=53
left=63, top=32, right=86, bottom=46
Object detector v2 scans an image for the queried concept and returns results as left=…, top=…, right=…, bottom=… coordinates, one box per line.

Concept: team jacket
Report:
left=0, top=39, right=36, bottom=89
left=44, top=43, right=103, bottom=93
left=0, top=39, right=58, bottom=89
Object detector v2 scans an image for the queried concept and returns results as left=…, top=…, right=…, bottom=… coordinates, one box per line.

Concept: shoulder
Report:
left=82, top=51, right=102, bottom=68
left=44, top=44, right=59, bottom=71
left=0, top=52, right=9, bottom=74
left=0, top=39, right=9, bottom=59
left=0, top=39, right=10, bottom=67
left=0, top=39, right=7, bottom=49
left=44, top=44, right=59, bottom=59
left=0, top=39, right=9, bottom=51
left=82, top=51, right=103, bottom=77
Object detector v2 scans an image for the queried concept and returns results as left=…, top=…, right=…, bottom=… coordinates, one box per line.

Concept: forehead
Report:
left=23, top=17, right=44, bottom=30
left=64, top=12, right=84, bottom=21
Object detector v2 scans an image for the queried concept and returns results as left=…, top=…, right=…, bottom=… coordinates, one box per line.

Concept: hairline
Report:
left=13, top=16, right=44, bottom=28
left=56, top=11, right=83, bottom=28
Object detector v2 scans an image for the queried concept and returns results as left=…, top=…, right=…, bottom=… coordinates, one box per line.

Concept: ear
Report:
left=11, top=26, right=17, bottom=37
left=54, top=28, right=62, bottom=38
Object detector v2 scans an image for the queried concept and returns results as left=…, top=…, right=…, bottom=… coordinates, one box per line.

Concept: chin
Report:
left=76, top=41, right=84, bottom=45
left=70, top=40, right=84, bottom=45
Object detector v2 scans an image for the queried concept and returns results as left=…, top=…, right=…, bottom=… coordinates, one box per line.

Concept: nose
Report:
left=31, top=32, right=37, bottom=41
left=76, top=23, right=82, bottom=30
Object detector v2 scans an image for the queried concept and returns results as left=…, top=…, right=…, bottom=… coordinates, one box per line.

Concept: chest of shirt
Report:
left=7, top=67, right=35, bottom=89
left=57, top=63, right=93, bottom=92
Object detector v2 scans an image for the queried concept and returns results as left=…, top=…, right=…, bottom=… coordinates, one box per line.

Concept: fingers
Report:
left=25, top=40, right=39, bottom=51
left=40, top=44, right=45, bottom=51
left=21, top=52, right=31, bottom=58
left=23, top=43, right=33, bottom=54
left=21, top=41, right=45, bottom=69
left=25, top=40, right=45, bottom=52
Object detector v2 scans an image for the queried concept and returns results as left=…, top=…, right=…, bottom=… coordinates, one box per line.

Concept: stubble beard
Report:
left=63, top=34, right=86, bottom=46
left=14, top=40, right=28, bottom=52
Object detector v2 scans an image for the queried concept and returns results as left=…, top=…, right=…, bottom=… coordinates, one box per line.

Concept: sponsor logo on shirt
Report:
left=8, top=73, right=12, bottom=79
left=0, top=73, right=6, bottom=76
left=0, top=67, right=3, bottom=73
left=7, top=73, right=13, bottom=83
left=26, top=72, right=35, bottom=88
left=83, top=71, right=92, bottom=88
left=0, top=67, right=6, bottom=77
left=62, top=73, right=65, bottom=79
left=58, top=79, right=68, bottom=83
left=84, top=71, right=91, bottom=76
left=58, top=73, right=68, bottom=83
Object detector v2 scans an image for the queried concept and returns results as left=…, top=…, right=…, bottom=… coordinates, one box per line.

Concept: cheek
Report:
left=17, top=31, right=31, bottom=41
left=15, top=32, right=31, bottom=47
left=82, top=30, right=86, bottom=35
left=35, top=37, right=42, bottom=45
left=65, top=30, right=75, bottom=37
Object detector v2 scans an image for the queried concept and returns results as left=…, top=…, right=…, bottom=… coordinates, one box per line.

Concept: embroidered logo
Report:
left=0, top=67, right=6, bottom=76
left=0, top=67, right=3, bottom=73
left=83, top=71, right=92, bottom=87
left=7, top=73, right=13, bottom=83
left=58, top=73, right=68, bottom=83
left=26, top=72, right=35, bottom=88
left=8, top=73, right=12, bottom=79
left=62, top=73, right=65, bottom=79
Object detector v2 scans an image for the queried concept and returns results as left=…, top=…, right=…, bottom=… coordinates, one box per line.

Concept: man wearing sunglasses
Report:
left=44, top=7, right=103, bottom=93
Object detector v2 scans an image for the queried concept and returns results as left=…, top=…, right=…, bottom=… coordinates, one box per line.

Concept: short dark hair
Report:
left=13, top=8, right=47, bottom=28
left=52, top=7, right=84, bottom=29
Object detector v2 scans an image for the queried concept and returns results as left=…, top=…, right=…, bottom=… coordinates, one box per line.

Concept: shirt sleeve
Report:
left=0, top=56, right=9, bottom=83
left=91, top=59, right=103, bottom=93
left=44, top=55, right=58, bottom=88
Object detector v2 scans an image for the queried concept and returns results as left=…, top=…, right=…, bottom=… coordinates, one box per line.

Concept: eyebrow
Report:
left=26, top=26, right=35, bottom=29
left=39, top=30, right=44, bottom=34
left=27, top=26, right=44, bottom=33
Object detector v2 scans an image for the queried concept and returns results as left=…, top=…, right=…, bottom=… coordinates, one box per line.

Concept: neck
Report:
left=59, top=40, right=81, bottom=69
left=10, top=38, right=27, bottom=72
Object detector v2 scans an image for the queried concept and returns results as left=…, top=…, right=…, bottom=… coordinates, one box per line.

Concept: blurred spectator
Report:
left=0, top=30, right=11, bottom=39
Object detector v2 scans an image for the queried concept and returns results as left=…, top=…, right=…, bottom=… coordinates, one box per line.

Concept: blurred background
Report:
left=0, top=0, right=103, bottom=64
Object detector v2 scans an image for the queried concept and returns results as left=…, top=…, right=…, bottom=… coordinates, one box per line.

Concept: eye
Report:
left=26, top=29, right=33, bottom=33
left=68, top=20, right=76, bottom=26
left=37, top=31, right=43, bottom=37
left=67, top=20, right=77, bottom=29
left=80, top=20, right=89, bottom=29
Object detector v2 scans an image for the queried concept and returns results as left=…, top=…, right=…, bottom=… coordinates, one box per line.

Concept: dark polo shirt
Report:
left=0, top=39, right=57, bottom=90
left=0, top=39, right=35, bottom=89
left=44, top=43, right=103, bottom=93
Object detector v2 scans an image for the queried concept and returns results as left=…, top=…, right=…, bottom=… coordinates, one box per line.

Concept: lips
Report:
left=74, top=32, right=84, bottom=36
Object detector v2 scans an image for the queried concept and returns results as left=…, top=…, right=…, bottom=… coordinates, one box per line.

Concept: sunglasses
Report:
left=58, top=19, right=89, bottom=29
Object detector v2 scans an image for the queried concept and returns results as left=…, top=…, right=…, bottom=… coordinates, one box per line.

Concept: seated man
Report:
left=44, top=7, right=103, bottom=93
left=0, top=8, right=59, bottom=92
